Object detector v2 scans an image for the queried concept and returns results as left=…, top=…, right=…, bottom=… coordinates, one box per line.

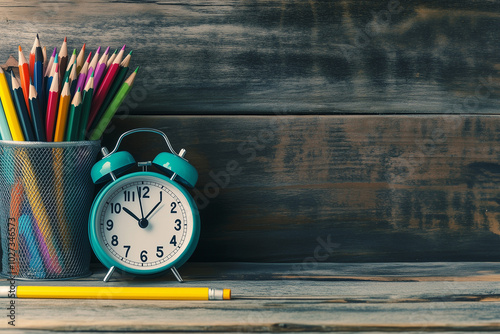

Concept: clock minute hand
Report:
left=137, top=186, right=145, bottom=219
left=123, top=207, right=141, bottom=222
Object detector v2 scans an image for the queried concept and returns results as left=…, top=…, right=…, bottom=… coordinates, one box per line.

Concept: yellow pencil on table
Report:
left=0, top=67, right=25, bottom=141
left=1, top=286, right=231, bottom=300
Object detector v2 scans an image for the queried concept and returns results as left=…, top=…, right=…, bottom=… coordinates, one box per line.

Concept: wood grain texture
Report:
left=1, top=0, right=499, bottom=114
left=94, top=114, right=500, bottom=263
left=1, top=263, right=500, bottom=332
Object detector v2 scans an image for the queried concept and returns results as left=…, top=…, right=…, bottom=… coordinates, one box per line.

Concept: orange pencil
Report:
left=53, top=78, right=71, bottom=142
left=45, top=64, right=59, bottom=142
left=18, top=46, right=31, bottom=115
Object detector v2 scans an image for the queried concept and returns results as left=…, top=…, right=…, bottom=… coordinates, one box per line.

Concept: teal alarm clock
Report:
left=88, top=128, right=200, bottom=282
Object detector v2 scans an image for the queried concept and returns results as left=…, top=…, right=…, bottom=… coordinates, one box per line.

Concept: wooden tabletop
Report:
left=1, top=262, right=500, bottom=332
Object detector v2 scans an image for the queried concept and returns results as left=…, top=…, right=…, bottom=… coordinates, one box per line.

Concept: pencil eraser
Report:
left=223, top=289, right=231, bottom=300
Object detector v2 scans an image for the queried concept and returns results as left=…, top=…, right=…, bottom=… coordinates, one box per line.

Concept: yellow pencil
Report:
left=0, top=67, right=25, bottom=141
left=53, top=78, right=72, bottom=142
left=1, top=286, right=231, bottom=300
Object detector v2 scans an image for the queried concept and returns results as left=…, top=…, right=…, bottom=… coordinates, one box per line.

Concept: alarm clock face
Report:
left=89, top=173, right=199, bottom=274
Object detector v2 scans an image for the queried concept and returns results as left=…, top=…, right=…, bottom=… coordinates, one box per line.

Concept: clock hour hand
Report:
left=145, top=192, right=163, bottom=220
left=123, top=207, right=141, bottom=222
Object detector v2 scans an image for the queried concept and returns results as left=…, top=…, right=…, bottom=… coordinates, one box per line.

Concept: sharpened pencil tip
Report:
left=18, top=45, right=22, bottom=51
left=121, top=45, right=126, bottom=51
left=86, top=52, right=92, bottom=62
left=64, top=36, right=67, bottom=42
left=72, top=49, right=77, bottom=55
left=129, top=50, right=133, bottom=55
left=135, top=66, right=139, bottom=72
left=52, top=47, right=57, bottom=57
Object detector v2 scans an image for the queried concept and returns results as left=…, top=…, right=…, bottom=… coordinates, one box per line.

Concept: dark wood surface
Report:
left=1, top=0, right=500, bottom=114
left=98, top=115, right=500, bottom=263
left=1, top=262, right=500, bottom=332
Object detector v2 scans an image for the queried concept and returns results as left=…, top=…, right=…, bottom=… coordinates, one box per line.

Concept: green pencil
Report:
left=78, top=71, right=94, bottom=140
left=65, top=88, right=82, bottom=141
left=89, top=67, right=138, bottom=140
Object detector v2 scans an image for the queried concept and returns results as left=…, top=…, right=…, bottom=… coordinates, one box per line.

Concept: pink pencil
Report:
left=75, top=52, right=92, bottom=93
left=93, top=46, right=110, bottom=90
left=88, top=45, right=125, bottom=127
left=85, top=46, right=101, bottom=87
left=45, top=64, right=59, bottom=141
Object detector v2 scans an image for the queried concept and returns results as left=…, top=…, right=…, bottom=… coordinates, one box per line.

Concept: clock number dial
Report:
left=123, top=245, right=131, bottom=257
left=174, top=219, right=181, bottom=231
left=97, top=176, right=194, bottom=271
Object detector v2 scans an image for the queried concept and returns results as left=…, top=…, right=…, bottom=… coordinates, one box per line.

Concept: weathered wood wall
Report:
left=1, top=0, right=500, bottom=262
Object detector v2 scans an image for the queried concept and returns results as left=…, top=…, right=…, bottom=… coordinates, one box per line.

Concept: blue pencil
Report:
left=10, top=72, right=35, bottom=141
left=29, top=80, right=47, bottom=141
left=33, top=35, right=45, bottom=119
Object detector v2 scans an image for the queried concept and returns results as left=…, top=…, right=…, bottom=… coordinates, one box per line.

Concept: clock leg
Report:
left=103, top=266, right=116, bottom=282
left=171, top=266, right=184, bottom=283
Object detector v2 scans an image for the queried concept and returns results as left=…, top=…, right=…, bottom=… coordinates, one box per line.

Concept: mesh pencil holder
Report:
left=0, top=140, right=100, bottom=279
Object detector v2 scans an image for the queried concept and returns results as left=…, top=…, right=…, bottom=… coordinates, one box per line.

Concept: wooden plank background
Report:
left=1, top=0, right=500, bottom=114
left=1, top=0, right=500, bottom=262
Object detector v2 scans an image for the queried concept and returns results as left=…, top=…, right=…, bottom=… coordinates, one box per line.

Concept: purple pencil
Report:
left=93, top=46, right=110, bottom=90
left=75, top=52, right=92, bottom=93
left=85, top=46, right=101, bottom=87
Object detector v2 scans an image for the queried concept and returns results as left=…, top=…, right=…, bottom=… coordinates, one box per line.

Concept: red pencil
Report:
left=45, top=64, right=59, bottom=141
left=29, top=36, right=36, bottom=80
left=87, top=45, right=125, bottom=128
left=18, top=46, right=31, bottom=115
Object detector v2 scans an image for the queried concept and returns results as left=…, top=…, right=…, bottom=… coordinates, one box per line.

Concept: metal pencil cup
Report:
left=0, top=140, right=100, bottom=279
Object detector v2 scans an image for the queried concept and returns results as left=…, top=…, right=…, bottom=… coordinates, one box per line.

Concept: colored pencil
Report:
left=79, top=71, right=94, bottom=140
left=42, top=46, right=48, bottom=73
left=0, top=94, right=12, bottom=140
left=58, top=37, right=68, bottom=84
left=33, top=34, right=44, bottom=116
left=29, top=37, right=36, bottom=80
left=18, top=215, right=46, bottom=279
left=89, top=67, right=138, bottom=140
left=0, top=67, right=24, bottom=141
left=87, top=45, right=125, bottom=128
left=45, top=64, right=59, bottom=142
left=18, top=149, right=62, bottom=274
left=66, top=49, right=76, bottom=73
left=65, top=88, right=82, bottom=141
left=43, top=49, right=57, bottom=108
left=93, top=46, right=110, bottom=90
left=106, top=49, right=117, bottom=68
left=53, top=78, right=71, bottom=142
left=68, top=59, right=78, bottom=96
left=28, top=80, right=47, bottom=141
left=44, top=47, right=57, bottom=78
left=88, top=50, right=132, bottom=132
left=86, top=47, right=100, bottom=87
left=76, top=43, right=86, bottom=74
left=75, top=52, right=92, bottom=93
left=10, top=72, right=35, bottom=141
left=17, top=45, right=31, bottom=115
left=62, top=62, right=73, bottom=87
